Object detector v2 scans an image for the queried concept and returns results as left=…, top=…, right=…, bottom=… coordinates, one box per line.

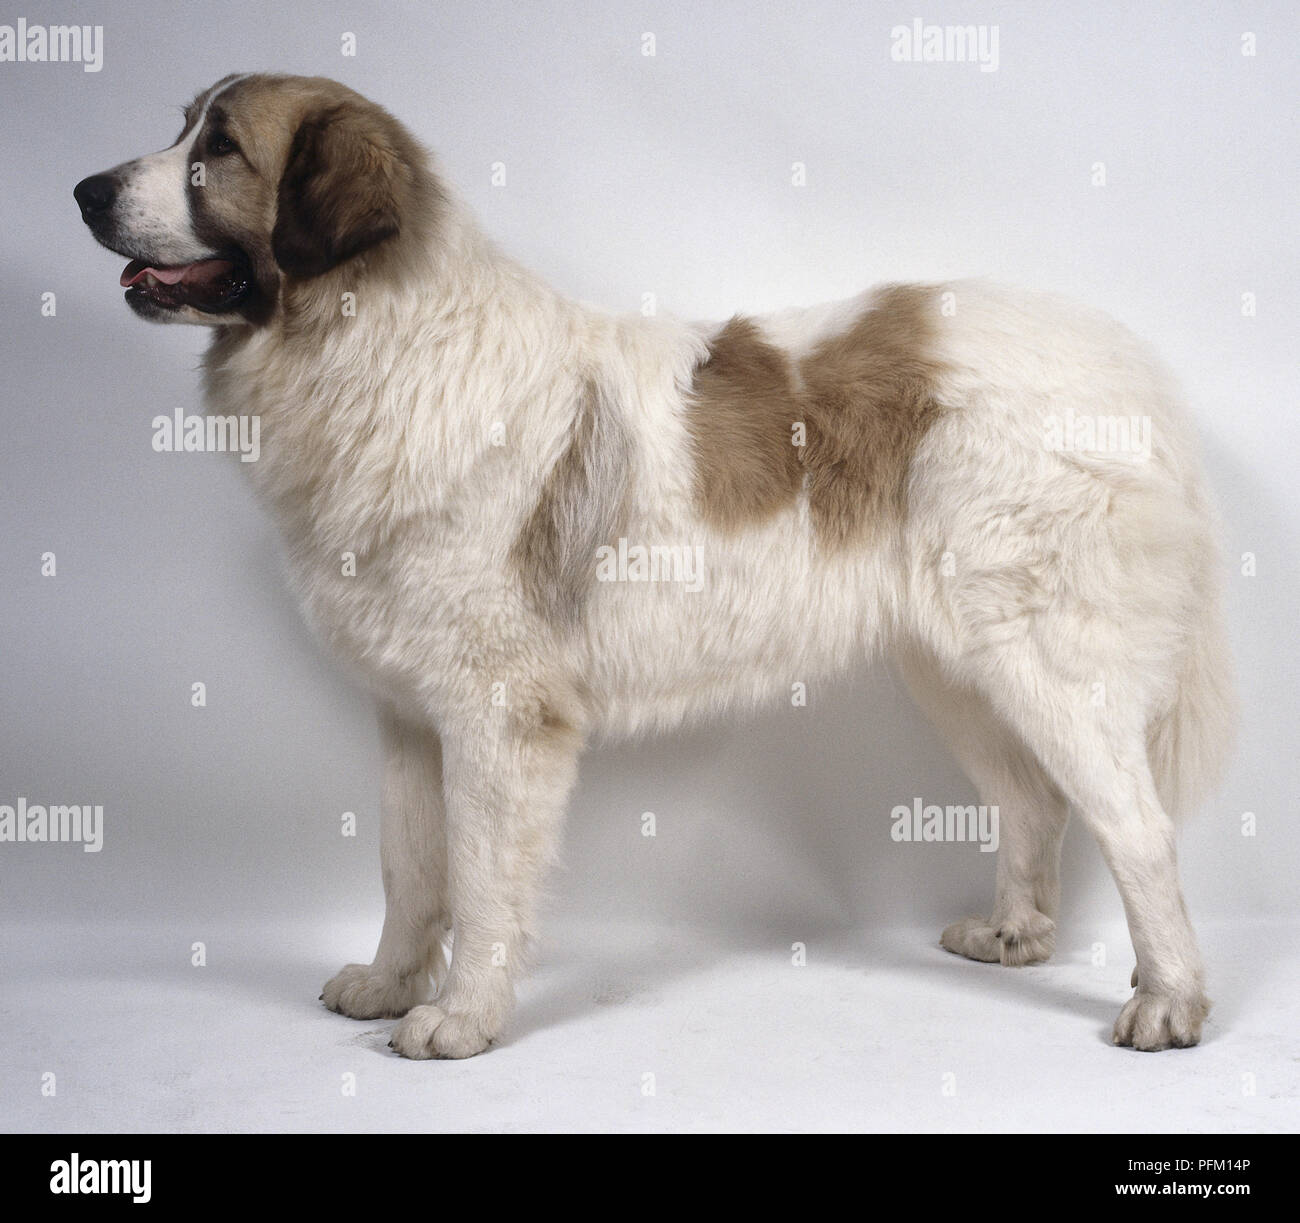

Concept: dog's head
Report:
left=74, top=73, right=431, bottom=326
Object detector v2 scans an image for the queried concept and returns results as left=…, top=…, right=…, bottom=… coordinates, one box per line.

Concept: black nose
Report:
left=74, top=174, right=117, bottom=218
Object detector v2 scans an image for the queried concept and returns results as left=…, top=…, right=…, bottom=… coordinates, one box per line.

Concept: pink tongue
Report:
left=121, top=261, right=186, bottom=287
left=120, top=259, right=233, bottom=288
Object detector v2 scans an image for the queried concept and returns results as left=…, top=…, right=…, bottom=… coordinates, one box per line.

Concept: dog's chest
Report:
left=281, top=511, right=502, bottom=718
left=207, top=360, right=499, bottom=716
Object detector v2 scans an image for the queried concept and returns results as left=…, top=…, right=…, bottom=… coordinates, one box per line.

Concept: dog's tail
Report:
left=1147, top=551, right=1236, bottom=822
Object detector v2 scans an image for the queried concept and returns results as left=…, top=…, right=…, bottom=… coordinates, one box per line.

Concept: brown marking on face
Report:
left=687, top=285, right=945, bottom=547
left=686, top=318, right=805, bottom=531
left=182, top=74, right=443, bottom=323
left=513, top=381, right=632, bottom=630
left=268, top=94, right=420, bottom=277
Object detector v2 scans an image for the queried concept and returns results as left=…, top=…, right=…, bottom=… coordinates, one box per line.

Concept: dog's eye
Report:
left=208, top=131, right=238, bottom=157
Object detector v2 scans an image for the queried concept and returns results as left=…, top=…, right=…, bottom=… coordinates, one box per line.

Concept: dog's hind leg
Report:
left=899, top=647, right=1069, bottom=967
left=322, top=706, right=448, bottom=1019
left=965, top=645, right=1210, bottom=1050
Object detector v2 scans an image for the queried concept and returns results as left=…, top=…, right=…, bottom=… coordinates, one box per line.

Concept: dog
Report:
left=75, top=73, right=1234, bottom=1057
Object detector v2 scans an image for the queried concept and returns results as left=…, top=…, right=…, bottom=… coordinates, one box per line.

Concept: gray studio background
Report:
left=1, top=0, right=1295, bottom=953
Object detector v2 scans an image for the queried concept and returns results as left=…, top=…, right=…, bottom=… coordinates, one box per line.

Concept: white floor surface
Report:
left=2, top=917, right=1295, bottom=1133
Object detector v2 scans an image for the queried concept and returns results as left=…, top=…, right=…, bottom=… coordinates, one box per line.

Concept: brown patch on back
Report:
left=686, top=285, right=945, bottom=548
left=513, top=381, right=631, bottom=630
left=799, top=284, right=946, bottom=547
left=687, top=318, right=805, bottom=531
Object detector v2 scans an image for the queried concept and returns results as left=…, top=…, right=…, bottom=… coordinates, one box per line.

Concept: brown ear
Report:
left=272, top=102, right=406, bottom=278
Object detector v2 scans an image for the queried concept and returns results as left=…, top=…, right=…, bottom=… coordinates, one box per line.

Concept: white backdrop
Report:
left=1, top=0, right=1295, bottom=957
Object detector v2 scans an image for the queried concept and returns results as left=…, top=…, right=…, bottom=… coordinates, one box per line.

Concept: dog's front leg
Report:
left=389, top=709, right=580, bottom=1059
left=322, top=706, right=448, bottom=1019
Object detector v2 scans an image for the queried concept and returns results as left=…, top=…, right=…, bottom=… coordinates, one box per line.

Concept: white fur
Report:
left=112, top=75, right=250, bottom=266
left=122, top=149, right=1234, bottom=1056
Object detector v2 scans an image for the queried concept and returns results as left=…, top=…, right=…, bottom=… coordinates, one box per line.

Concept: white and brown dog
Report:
left=76, top=73, right=1234, bottom=1057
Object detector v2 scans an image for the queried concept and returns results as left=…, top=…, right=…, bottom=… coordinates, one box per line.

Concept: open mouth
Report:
left=120, top=253, right=252, bottom=313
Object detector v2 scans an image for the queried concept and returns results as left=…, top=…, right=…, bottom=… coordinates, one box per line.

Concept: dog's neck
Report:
left=201, top=191, right=599, bottom=560
left=276, top=187, right=554, bottom=338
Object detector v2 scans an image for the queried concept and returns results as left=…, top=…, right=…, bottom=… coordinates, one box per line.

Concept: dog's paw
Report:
left=941, top=916, right=1001, bottom=962
left=388, top=1003, right=493, bottom=1060
left=993, top=911, right=1056, bottom=966
left=940, top=912, right=1055, bottom=966
left=1112, top=986, right=1210, bottom=1051
left=321, top=963, right=430, bottom=1020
